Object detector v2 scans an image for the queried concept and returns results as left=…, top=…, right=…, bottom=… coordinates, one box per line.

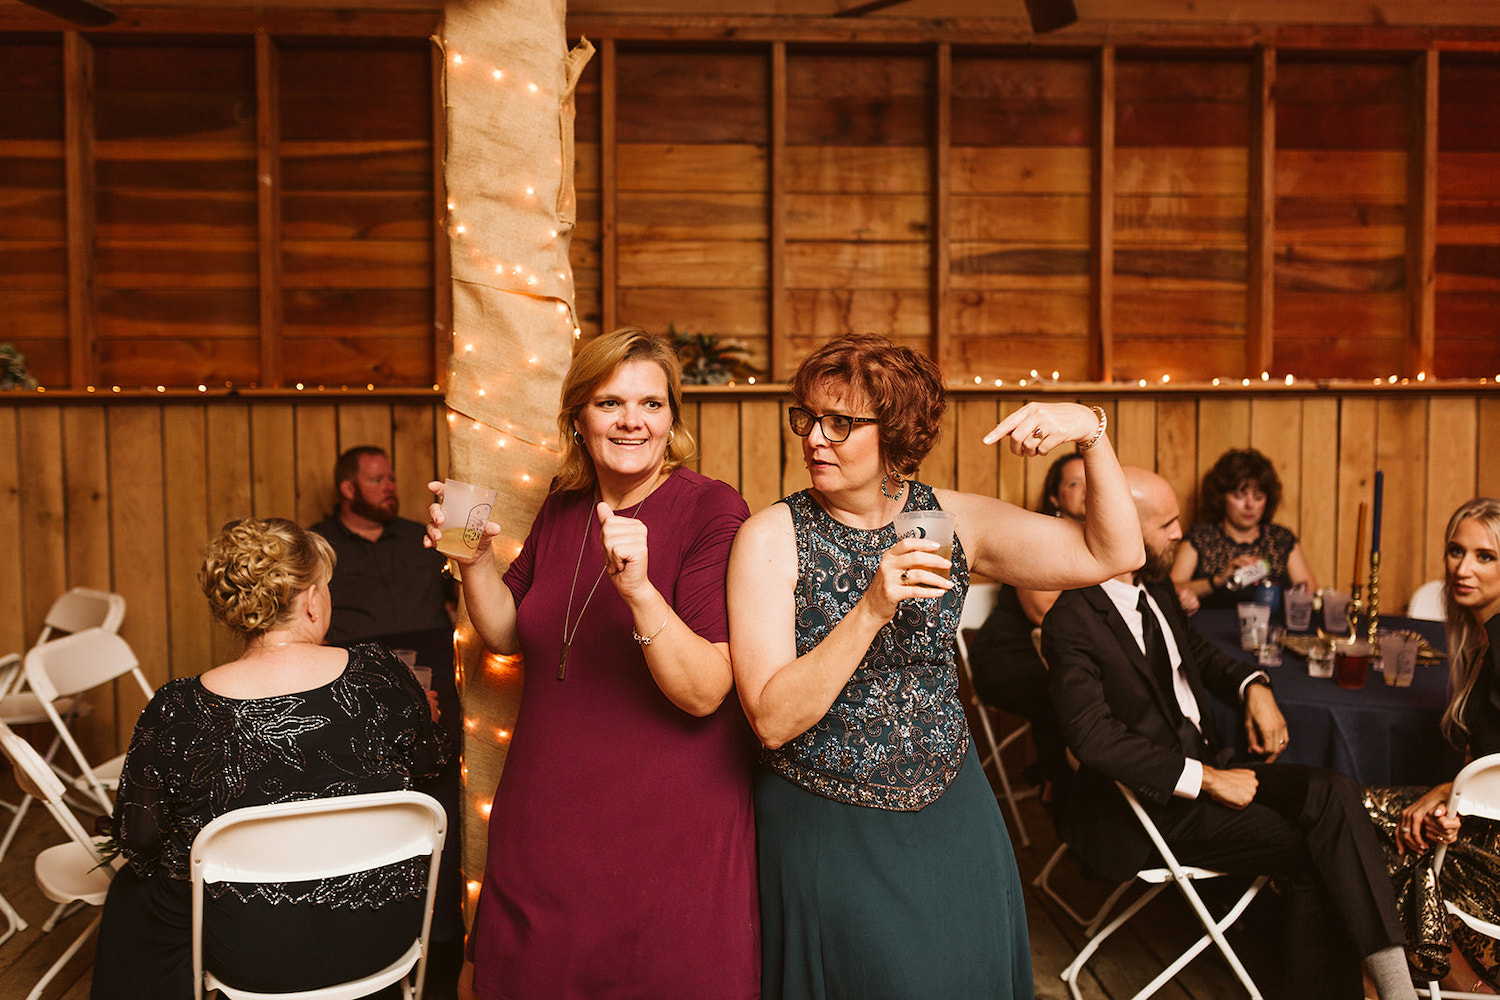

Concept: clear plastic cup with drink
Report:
left=1237, top=603, right=1271, bottom=651
left=436, top=478, right=498, bottom=559
left=1379, top=633, right=1418, bottom=688
left=1333, top=638, right=1372, bottom=689
left=892, top=510, right=957, bottom=581
left=1284, top=586, right=1314, bottom=632
left=1307, top=637, right=1336, bottom=679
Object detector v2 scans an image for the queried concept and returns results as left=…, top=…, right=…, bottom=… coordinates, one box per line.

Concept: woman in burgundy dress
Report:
left=429, top=328, right=758, bottom=1000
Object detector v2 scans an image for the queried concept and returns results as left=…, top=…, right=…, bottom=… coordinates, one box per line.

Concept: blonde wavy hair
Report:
left=198, top=517, right=336, bottom=637
left=552, top=327, right=696, bottom=495
left=1441, top=497, right=1500, bottom=742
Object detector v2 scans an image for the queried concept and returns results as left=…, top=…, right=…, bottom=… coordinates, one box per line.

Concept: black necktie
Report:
left=1138, top=590, right=1207, bottom=760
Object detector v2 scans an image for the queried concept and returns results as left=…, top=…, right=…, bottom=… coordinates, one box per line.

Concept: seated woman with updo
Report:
left=91, top=517, right=451, bottom=1000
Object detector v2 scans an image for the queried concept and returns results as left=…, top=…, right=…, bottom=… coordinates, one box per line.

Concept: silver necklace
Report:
left=557, top=484, right=655, bottom=680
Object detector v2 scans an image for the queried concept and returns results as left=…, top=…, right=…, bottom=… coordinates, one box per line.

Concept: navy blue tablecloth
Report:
left=1195, top=608, right=1462, bottom=786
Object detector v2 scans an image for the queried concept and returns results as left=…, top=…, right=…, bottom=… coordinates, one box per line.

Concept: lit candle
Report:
left=1370, top=470, right=1383, bottom=556
left=1353, top=502, right=1368, bottom=587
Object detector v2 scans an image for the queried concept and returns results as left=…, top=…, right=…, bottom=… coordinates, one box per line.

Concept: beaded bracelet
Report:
left=633, top=615, right=670, bottom=646
left=1076, top=404, right=1108, bottom=451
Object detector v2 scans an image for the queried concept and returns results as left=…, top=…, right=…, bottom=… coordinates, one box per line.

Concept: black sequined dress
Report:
left=91, top=643, right=452, bottom=1000
left=755, top=483, right=1033, bottom=1000
left=1363, top=614, right=1500, bottom=988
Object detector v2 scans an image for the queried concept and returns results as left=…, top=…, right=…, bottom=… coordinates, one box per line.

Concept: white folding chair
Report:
left=0, top=721, right=116, bottom=1000
left=1417, top=753, right=1500, bottom=999
left=190, top=790, right=447, bottom=1000
left=1406, top=579, right=1446, bottom=622
left=0, top=588, right=125, bottom=859
left=24, top=627, right=154, bottom=814
left=956, top=582, right=1036, bottom=847
left=1059, top=782, right=1268, bottom=1000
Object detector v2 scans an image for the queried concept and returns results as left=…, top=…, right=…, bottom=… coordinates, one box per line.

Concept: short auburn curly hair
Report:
left=790, top=333, right=947, bottom=477
left=1199, top=448, right=1283, bottom=525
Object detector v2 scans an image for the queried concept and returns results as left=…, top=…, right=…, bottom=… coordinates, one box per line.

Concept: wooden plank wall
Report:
left=2, top=385, right=1496, bottom=759
left=6, top=29, right=1500, bottom=391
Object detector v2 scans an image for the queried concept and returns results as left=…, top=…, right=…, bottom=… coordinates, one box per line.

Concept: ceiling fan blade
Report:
left=1022, top=0, right=1079, bottom=33
left=13, top=0, right=117, bottom=27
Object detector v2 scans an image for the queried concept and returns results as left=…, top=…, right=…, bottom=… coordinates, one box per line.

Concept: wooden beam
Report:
left=1247, top=45, right=1276, bottom=377
left=256, top=31, right=283, bottom=388
left=932, top=42, right=951, bottom=374
left=1090, top=44, right=1115, bottom=382
left=63, top=31, right=95, bottom=390
left=432, top=36, right=452, bottom=388
left=769, top=41, right=787, bottom=381
left=601, top=37, right=617, bottom=337
left=1406, top=48, right=1438, bottom=377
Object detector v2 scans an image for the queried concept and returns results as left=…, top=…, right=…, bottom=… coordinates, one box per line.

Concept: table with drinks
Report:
left=1197, top=593, right=1462, bottom=787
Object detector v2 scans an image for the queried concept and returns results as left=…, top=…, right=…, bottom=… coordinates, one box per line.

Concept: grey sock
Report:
left=1366, top=945, right=1418, bottom=1000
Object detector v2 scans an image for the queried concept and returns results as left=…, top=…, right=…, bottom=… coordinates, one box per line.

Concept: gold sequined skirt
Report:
left=1364, top=785, right=1500, bottom=986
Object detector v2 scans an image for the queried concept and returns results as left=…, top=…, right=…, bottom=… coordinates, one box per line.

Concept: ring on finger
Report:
left=900, top=571, right=909, bottom=585
left=1031, top=427, right=1045, bottom=439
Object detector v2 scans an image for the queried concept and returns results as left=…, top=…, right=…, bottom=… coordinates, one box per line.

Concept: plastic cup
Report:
left=892, top=510, right=957, bottom=581
left=1307, top=637, right=1336, bottom=679
left=1257, top=625, right=1285, bottom=667
left=1237, top=603, right=1271, bottom=651
left=1334, top=638, right=1372, bottom=690
left=1321, top=590, right=1351, bottom=634
left=1284, top=587, right=1314, bottom=632
left=411, top=666, right=433, bottom=691
left=436, top=478, right=497, bottom=559
left=392, top=649, right=418, bottom=669
left=1379, top=633, right=1418, bottom=688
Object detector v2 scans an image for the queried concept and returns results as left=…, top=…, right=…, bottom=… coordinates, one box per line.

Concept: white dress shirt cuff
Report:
left=1237, top=671, right=1271, bottom=700
left=1174, top=758, right=1204, bottom=799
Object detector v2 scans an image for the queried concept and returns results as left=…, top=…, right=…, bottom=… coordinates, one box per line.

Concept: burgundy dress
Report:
left=468, top=468, right=760, bottom=1000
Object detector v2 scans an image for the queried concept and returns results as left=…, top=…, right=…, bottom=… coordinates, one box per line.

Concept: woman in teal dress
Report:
left=727, top=334, right=1145, bottom=999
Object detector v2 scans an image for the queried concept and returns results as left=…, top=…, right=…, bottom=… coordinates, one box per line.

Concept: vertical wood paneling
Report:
left=1249, top=397, right=1303, bottom=534
left=769, top=43, right=787, bottom=381
left=1298, top=397, right=1340, bottom=588
left=1407, top=49, right=1438, bottom=377
left=994, top=400, right=1025, bottom=508
left=295, top=403, right=339, bottom=525
left=1196, top=397, right=1251, bottom=481
left=336, top=402, right=392, bottom=455
left=1248, top=47, right=1275, bottom=375
left=393, top=401, right=439, bottom=517
left=1480, top=397, right=1500, bottom=499
left=600, top=38, right=617, bottom=335
left=1375, top=396, right=1427, bottom=607
left=931, top=44, right=952, bottom=372
left=256, top=32, right=283, bottom=386
left=922, top=405, right=958, bottom=493
left=431, top=40, right=452, bottom=388
left=162, top=405, right=211, bottom=683
left=740, top=398, right=781, bottom=513
left=105, top=405, right=165, bottom=758
left=953, top=398, right=995, bottom=497
left=63, top=32, right=95, bottom=388
left=1113, top=397, right=1156, bottom=471
left=18, top=406, right=67, bottom=634
left=1424, top=396, right=1478, bottom=584
left=62, top=406, right=109, bottom=590
left=0, top=408, right=24, bottom=653
left=1156, top=398, right=1199, bottom=521
left=1336, top=396, right=1377, bottom=591
left=1091, top=47, right=1115, bottom=381
left=698, top=399, right=741, bottom=490
left=250, top=402, right=296, bottom=518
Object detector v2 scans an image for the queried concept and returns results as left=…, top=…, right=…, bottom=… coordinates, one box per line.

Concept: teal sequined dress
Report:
left=755, top=482, right=1034, bottom=1000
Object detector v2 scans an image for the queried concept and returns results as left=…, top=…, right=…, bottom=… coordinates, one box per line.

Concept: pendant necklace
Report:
left=558, top=484, right=653, bottom=680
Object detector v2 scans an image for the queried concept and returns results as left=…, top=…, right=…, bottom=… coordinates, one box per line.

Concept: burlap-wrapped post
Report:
left=440, top=0, right=593, bottom=919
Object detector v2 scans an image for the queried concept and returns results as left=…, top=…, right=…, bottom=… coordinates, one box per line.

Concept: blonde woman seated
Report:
left=91, top=517, right=452, bottom=1000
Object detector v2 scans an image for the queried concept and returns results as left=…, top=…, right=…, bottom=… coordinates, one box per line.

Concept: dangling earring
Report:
left=572, top=429, right=584, bottom=445
left=880, top=471, right=903, bottom=500
left=667, top=428, right=677, bottom=449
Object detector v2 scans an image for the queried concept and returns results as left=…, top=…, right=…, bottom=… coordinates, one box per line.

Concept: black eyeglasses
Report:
left=787, top=406, right=878, bottom=443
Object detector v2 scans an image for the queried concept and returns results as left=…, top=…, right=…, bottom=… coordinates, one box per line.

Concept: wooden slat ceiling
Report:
left=6, top=0, right=1500, bottom=29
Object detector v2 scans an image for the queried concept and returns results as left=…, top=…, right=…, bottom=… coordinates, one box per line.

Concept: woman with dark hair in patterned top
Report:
left=727, top=333, right=1144, bottom=999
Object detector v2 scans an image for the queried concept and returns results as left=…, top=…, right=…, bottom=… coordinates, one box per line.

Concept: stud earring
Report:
left=572, top=429, right=584, bottom=445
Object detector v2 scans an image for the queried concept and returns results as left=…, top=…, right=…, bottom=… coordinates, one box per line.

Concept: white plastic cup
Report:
left=1380, top=633, right=1418, bottom=688
left=1284, top=587, right=1314, bottom=631
left=1321, top=589, right=1351, bottom=634
left=892, top=510, right=957, bottom=581
left=411, top=666, right=433, bottom=691
left=436, top=478, right=497, bottom=559
left=392, top=649, right=418, bottom=669
left=1257, top=625, right=1285, bottom=667
left=1237, top=603, right=1271, bottom=651
left=1308, top=637, right=1336, bottom=678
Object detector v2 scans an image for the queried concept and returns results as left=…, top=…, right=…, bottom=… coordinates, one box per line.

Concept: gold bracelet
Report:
left=633, top=615, right=670, bottom=646
left=1077, top=404, right=1107, bottom=451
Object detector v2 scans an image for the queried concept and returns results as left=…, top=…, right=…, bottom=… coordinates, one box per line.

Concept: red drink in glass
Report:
left=1334, top=641, right=1372, bottom=690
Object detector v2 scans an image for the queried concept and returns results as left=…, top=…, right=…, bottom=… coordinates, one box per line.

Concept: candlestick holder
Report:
left=1346, top=584, right=1363, bottom=638
left=1366, top=551, right=1381, bottom=644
